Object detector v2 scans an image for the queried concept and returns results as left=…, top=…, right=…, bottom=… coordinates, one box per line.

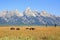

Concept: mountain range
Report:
left=0, top=7, right=60, bottom=26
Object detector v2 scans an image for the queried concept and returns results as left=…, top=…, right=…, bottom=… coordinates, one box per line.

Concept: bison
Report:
left=16, top=28, right=20, bottom=30
left=26, top=27, right=35, bottom=30
left=10, top=28, right=15, bottom=30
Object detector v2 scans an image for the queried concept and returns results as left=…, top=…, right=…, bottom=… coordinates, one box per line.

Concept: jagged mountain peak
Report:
left=0, top=10, right=8, bottom=17
left=40, top=11, right=55, bottom=17
left=23, top=7, right=36, bottom=17
left=25, top=7, right=31, bottom=11
left=12, top=9, right=23, bottom=17
left=0, top=9, right=23, bottom=18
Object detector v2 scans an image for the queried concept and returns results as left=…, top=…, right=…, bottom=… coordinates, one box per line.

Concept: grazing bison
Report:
left=30, top=28, right=35, bottom=30
left=16, top=28, right=20, bottom=30
left=10, top=28, right=15, bottom=30
left=26, top=27, right=35, bottom=30
left=26, top=28, right=29, bottom=30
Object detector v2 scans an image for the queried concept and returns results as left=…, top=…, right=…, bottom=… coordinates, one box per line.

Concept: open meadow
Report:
left=0, top=26, right=60, bottom=40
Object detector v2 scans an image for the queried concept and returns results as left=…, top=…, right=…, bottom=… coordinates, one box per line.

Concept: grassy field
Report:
left=0, top=26, right=60, bottom=40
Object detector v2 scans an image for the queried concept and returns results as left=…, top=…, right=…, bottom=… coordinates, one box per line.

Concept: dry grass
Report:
left=0, top=26, right=60, bottom=40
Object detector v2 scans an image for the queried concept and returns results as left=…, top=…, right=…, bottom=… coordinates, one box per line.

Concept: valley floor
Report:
left=0, top=26, right=60, bottom=40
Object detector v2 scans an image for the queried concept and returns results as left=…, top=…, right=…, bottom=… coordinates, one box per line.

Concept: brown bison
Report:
left=10, top=28, right=15, bottom=30
left=26, top=27, right=35, bottom=30
left=16, top=28, right=20, bottom=30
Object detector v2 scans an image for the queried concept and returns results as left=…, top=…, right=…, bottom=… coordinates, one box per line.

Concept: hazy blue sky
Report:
left=0, top=0, right=60, bottom=16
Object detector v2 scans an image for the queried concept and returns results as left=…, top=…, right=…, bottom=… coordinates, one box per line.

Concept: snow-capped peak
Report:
left=25, top=7, right=31, bottom=11
left=0, top=9, right=23, bottom=18
left=0, top=10, right=8, bottom=17
left=13, top=9, right=23, bottom=17
left=40, top=11, right=55, bottom=17
left=23, top=7, right=36, bottom=17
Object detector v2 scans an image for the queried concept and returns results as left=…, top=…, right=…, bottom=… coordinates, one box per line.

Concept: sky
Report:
left=0, top=0, right=60, bottom=16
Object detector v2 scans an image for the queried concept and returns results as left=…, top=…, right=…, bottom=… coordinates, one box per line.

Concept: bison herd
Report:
left=10, top=27, right=35, bottom=30
left=10, top=24, right=57, bottom=30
